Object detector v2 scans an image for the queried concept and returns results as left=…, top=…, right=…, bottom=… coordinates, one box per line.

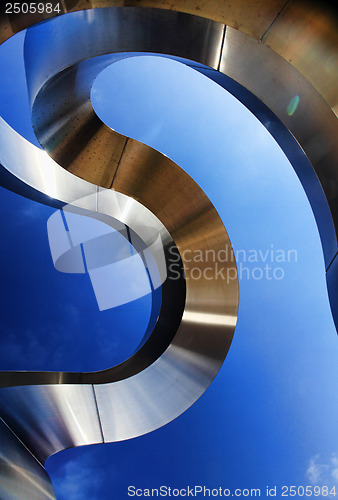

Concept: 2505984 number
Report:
left=281, top=485, right=337, bottom=496
left=5, top=3, right=61, bottom=14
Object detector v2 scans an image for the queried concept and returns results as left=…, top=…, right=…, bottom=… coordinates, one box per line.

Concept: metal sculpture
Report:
left=0, top=2, right=336, bottom=498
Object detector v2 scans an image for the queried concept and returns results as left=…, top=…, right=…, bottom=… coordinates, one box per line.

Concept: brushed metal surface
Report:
left=0, top=189, right=188, bottom=388
left=1, top=0, right=336, bottom=110
left=0, top=7, right=238, bottom=467
left=24, top=7, right=338, bottom=264
left=0, top=418, right=56, bottom=499
left=0, top=386, right=103, bottom=463
left=0, top=0, right=288, bottom=44
left=218, top=27, right=338, bottom=267
left=24, top=7, right=337, bottom=318
left=0, top=4, right=336, bottom=288
left=261, top=1, right=338, bottom=113
left=0, top=1, right=336, bottom=498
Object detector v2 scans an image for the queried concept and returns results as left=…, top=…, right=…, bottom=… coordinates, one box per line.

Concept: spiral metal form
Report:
left=0, top=2, right=337, bottom=498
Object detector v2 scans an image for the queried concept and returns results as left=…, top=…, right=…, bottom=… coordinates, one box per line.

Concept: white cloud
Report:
left=307, top=455, right=323, bottom=484
left=306, top=453, right=338, bottom=495
left=51, top=456, right=106, bottom=500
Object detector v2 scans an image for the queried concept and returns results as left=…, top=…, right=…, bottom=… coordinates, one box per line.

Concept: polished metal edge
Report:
left=0, top=1, right=336, bottom=497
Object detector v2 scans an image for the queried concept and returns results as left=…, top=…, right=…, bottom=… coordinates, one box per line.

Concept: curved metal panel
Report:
left=0, top=9, right=238, bottom=482
left=24, top=6, right=338, bottom=318
left=0, top=418, right=56, bottom=499
left=261, top=1, right=338, bottom=113
left=0, top=1, right=336, bottom=498
left=0, top=385, right=103, bottom=463
left=218, top=26, right=338, bottom=266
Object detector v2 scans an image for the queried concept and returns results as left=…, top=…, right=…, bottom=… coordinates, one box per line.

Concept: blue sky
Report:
left=0, top=32, right=152, bottom=371
left=0, top=26, right=338, bottom=500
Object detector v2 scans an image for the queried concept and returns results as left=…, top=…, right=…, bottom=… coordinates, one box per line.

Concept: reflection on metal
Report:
left=0, top=1, right=336, bottom=499
left=47, top=192, right=168, bottom=311
left=0, top=418, right=55, bottom=500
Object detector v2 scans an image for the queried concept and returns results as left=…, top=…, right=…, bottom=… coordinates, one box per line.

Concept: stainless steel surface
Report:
left=0, top=385, right=103, bottom=463
left=0, top=1, right=336, bottom=498
left=261, top=1, right=338, bottom=114
left=0, top=5, right=238, bottom=481
left=218, top=26, right=338, bottom=268
left=0, top=4, right=336, bottom=305
left=24, top=6, right=338, bottom=320
left=0, top=418, right=56, bottom=499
